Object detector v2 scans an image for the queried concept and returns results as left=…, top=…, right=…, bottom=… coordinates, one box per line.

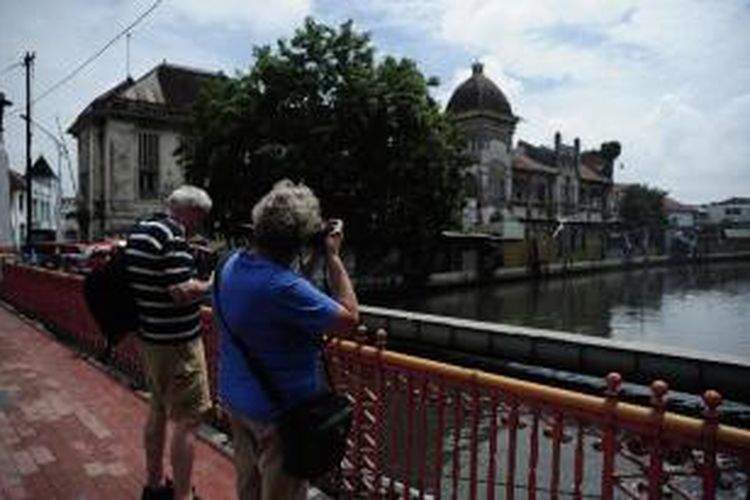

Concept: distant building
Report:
left=447, top=62, right=518, bottom=235
left=446, top=63, right=618, bottom=265
left=0, top=92, right=12, bottom=246
left=6, top=157, right=62, bottom=246
left=663, top=196, right=698, bottom=228
left=8, top=170, right=25, bottom=247
left=68, top=62, right=222, bottom=240
left=703, top=197, right=750, bottom=226
left=60, top=196, right=80, bottom=241
left=29, top=156, right=61, bottom=241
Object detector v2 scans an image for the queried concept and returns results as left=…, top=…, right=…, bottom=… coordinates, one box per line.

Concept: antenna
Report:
left=55, top=116, right=77, bottom=194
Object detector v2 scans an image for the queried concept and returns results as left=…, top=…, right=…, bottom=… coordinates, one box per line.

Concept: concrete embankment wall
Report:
left=360, top=304, right=750, bottom=404
left=424, top=250, right=750, bottom=288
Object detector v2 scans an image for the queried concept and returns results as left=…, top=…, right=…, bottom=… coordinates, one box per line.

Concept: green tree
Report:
left=179, top=18, right=467, bottom=278
left=618, top=184, right=667, bottom=233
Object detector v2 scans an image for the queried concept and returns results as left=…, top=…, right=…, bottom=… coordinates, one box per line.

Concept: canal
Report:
left=367, top=260, right=750, bottom=360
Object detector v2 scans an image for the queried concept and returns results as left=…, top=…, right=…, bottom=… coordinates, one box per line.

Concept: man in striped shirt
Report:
left=126, top=186, right=213, bottom=500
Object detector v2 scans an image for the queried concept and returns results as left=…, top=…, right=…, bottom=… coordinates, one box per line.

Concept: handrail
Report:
left=2, top=261, right=749, bottom=499
left=329, top=338, right=750, bottom=452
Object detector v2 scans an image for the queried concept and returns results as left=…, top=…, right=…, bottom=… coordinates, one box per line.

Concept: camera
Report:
left=310, top=219, right=342, bottom=248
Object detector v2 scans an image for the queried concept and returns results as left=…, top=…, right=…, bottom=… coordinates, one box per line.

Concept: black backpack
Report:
left=83, top=245, right=138, bottom=356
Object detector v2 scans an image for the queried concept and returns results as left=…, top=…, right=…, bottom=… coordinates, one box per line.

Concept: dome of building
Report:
left=447, top=63, right=513, bottom=117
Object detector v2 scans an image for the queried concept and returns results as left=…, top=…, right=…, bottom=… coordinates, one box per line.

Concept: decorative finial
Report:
left=471, top=61, right=484, bottom=75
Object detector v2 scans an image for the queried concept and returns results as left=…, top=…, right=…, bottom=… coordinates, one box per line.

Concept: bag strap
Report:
left=213, top=251, right=286, bottom=407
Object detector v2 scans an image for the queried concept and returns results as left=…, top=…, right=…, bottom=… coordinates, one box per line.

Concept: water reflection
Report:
left=368, top=261, right=750, bottom=358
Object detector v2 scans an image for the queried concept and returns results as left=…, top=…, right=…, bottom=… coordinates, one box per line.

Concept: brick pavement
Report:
left=0, top=304, right=236, bottom=500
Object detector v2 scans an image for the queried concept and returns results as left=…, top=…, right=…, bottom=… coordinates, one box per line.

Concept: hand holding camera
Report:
left=323, top=219, right=344, bottom=257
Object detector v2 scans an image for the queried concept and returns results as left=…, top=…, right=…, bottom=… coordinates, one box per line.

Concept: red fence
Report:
left=2, top=262, right=749, bottom=499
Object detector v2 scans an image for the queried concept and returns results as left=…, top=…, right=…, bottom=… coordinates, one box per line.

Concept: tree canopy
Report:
left=618, top=184, right=667, bottom=232
left=179, top=18, right=467, bottom=275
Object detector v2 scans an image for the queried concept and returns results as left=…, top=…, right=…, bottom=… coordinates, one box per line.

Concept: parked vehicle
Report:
left=60, top=241, right=123, bottom=274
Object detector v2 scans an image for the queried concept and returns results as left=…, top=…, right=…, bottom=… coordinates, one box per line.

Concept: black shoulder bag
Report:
left=213, top=252, right=353, bottom=480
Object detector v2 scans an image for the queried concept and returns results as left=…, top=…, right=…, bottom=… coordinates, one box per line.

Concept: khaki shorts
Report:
left=230, top=413, right=308, bottom=500
left=141, top=337, right=212, bottom=421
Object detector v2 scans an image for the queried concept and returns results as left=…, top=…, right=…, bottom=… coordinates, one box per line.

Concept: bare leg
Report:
left=144, top=407, right=167, bottom=488
left=171, top=418, right=199, bottom=500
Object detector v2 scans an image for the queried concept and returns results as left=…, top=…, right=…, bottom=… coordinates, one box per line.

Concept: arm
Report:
left=169, top=275, right=212, bottom=305
left=323, top=221, right=359, bottom=334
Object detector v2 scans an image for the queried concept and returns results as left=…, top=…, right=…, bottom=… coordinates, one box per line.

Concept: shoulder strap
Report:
left=213, top=251, right=286, bottom=407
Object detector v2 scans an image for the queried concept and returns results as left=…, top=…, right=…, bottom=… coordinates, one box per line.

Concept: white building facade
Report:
left=68, top=63, right=221, bottom=240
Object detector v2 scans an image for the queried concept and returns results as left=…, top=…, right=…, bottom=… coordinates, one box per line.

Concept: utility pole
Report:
left=24, top=51, right=35, bottom=247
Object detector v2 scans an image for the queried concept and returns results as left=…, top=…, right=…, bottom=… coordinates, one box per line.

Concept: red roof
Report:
left=663, top=196, right=697, bottom=213
left=512, top=153, right=558, bottom=175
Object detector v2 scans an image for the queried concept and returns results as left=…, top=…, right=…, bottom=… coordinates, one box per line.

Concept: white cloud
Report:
left=0, top=0, right=312, bottom=196
left=427, top=0, right=750, bottom=202
left=1, top=0, right=748, bottom=204
left=167, top=0, right=310, bottom=35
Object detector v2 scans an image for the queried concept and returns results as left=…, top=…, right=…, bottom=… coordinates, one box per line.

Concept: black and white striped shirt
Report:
left=125, top=214, right=202, bottom=344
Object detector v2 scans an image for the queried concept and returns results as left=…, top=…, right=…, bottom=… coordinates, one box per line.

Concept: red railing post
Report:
left=468, top=374, right=480, bottom=500
left=373, top=328, right=388, bottom=496
left=647, top=380, right=669, bottom=499
left=601, top=372, right=622, bottom=500
left=550, top=411, right=564, bottom=498
left=451, top=386, right=463, bottom=500
left=486, top=390, right=499, bottom=500
left=505, top=396, right=519, bottom=500
left=527, top=407, right=540, bottom=500
left=700, top=390, right=722, bottom=500
left=433, top=381, right=446, bottom=500
left=352, top=325, right=367, bottom=494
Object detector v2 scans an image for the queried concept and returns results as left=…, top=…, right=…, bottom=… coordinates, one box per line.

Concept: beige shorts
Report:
left=231, top=413, right=308, bottom=500
left=140, top=337, right=212, bottom=421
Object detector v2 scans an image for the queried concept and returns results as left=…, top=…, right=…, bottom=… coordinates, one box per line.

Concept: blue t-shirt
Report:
left=214, top=251, right=340, bottom=422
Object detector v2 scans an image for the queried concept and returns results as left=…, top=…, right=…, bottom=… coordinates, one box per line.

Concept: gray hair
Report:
left=167, top=185, right=213, bottom=212
left=252, top=179, right=322, bottom=257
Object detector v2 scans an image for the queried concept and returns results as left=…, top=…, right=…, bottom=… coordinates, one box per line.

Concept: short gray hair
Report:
left=167, top=185, right=213, bottom=212
left=252, top=179, right=322, bottom=256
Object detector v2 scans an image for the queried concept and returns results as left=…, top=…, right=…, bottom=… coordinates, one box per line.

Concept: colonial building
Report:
left=0, top=92, right=12, bottom=246
left=447, top=62, right=519, bottom=236
left=6, top=158, right=62, bottom=246
left=29, top=156, right=61, bottom=240
left=446, top=63, right=619, bottom=265
left=8, top=170, right=25, bottom=247
left=68, top=62, right=221, bottom=240
left=703, top=197, right=750, bottom=226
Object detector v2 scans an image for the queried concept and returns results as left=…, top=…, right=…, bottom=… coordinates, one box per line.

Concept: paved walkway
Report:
left=0, top=303, right=236, bottom=500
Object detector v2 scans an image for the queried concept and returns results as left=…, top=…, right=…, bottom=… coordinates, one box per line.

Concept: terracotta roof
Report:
left=663, top=197, right=697, bottom=213
left=578, top=162, right=610, bottom=183
left=512, top=153, right=558, bottom=175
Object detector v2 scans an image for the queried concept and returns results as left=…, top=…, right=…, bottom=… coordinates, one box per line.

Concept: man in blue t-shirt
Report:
left=213, top=180, right=359, bottom=500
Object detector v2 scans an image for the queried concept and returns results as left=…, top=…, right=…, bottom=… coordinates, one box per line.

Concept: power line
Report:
left=1, top=61, right=23, bottom=76
left=33, top=0, right=163, bottom=105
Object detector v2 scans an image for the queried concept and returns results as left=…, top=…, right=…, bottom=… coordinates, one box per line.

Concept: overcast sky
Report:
left=1, top=0, right=749, bottom=204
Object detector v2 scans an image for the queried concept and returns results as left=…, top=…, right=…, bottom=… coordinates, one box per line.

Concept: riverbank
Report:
left=389, top=249, right=750, bottom=291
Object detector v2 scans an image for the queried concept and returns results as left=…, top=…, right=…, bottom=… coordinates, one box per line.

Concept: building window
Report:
left=18, top=194, right=24, bottom=211
left=725, top=207, right=741, bottom=216
left=138, top=132, right=160, bottom=199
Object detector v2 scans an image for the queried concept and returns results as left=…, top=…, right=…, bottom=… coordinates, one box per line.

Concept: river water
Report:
left=367, top=260, right=750, bottom=360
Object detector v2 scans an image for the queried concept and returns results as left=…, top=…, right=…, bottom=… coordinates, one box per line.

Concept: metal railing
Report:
left=1, top=262, right=749, bottom=499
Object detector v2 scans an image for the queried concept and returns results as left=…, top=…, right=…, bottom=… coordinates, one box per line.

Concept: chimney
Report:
left=574, top=137, right=580, bottom=165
